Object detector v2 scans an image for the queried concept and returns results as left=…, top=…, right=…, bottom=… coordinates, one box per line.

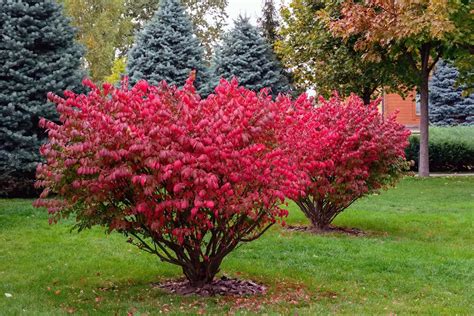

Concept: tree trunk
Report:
left=419, top=73, right=430, bottom=177
left=296, top=198, right=334, bottom=231
left=361, top=89, right=372, bottom=105
left=310, top=217, right=332, bottom=231
left=182, top=258, right=222, bottom=288
left=418, top=46, right=431, bottom=177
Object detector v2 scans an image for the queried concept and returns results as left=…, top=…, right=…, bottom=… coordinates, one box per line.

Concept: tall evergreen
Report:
left=258, top=0, right=280, bottom=47
left=0, top=0, right=85, bottom=197
left=210, top=17, right=291, bottom=97
left=126, top=0, right=208, bottom=93
left=429, top=60, right=474, bottom=126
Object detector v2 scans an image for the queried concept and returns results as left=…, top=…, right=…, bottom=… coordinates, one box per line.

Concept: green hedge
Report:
left=406, top=127, right=474, bottom=172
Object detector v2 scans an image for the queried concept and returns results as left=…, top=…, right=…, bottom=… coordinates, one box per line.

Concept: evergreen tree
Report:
left=124, top=0, right=228, bottom=59
left=210, top=17, right=291, bottom=96
left=258, top=0, right=280, bottom=47
left=429, top=60, right=474, bottom=126
left=0, top=0, right=85, bottom=197
left=126, top=0, right=208, bottom=93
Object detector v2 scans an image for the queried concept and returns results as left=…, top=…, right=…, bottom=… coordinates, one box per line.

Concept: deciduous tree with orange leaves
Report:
left=330, top=0, right=473, bottom=177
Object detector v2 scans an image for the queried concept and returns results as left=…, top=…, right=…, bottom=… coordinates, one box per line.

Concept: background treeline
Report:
left=0, top=0, right=289, bottom=197
left=1, top=0, right=473, bottom=197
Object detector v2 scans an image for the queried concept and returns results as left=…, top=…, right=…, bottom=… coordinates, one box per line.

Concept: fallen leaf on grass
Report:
left=215, top=280, right=312, bottom=314
left=65, top=307, right=76, bottom=314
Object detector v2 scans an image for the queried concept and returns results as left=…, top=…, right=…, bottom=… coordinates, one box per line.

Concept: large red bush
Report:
left=35, top=76, right=300, bottom=286
left=283, top=94, right=410, bottom=230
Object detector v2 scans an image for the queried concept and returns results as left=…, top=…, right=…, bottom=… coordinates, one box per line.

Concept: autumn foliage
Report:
left=282, top=94, right=410, bottom=230
left=34, top=76, right=299, bottom=286
left=34, top=71, right=410, bottom=287
left=328, top=0, right=472, bottom=177
left=329, top=0, right=457, bottom=59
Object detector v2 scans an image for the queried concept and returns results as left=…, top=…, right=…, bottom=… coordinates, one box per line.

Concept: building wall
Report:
left=383, top=93, right=420, bottom=129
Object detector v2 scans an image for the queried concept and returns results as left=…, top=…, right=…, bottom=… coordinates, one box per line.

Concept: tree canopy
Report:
left=59, top=0, right=132, bottom=82
left=210, top=17, right=291, bottom=97
left=126, top=0, right=208, bottom=93
left=258, top=0, right=280, bottom=47
left=59, top=0, right=228, bottom=81
left=0, top=0, right=85, bottom=196
left=330, top=0, right=473, bottom=176
left=429, top=60, right=474, bottom=126
left=124, top=0, right=228, bottom=59
left=276, top=0, right=409, bottom=103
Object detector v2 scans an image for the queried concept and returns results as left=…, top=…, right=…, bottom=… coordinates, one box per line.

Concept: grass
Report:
left=1, top=176, right=473, bottom=315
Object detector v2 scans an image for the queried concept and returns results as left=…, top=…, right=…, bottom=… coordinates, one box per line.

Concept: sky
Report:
left=225, top=0, right=288, bottom=28
left=226, top=0, right=263, bottom=26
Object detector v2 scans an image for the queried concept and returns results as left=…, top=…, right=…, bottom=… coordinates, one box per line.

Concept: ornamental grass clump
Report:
left=283, top=94, right=410, bottom=231
left=34, top=75, right=300, bottom=288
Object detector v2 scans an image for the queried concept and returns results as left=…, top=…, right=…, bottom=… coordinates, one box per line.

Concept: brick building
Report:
left=382, top=92, right=420, bottom=131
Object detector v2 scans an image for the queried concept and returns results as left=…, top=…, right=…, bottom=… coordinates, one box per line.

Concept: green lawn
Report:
left=1, top=177, right=473, bottom=315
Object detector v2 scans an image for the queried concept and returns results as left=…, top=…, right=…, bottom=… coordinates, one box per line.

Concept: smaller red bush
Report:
left=283, top=94, right=410, bottom=230
left=35, top=76, right=300, bottom=286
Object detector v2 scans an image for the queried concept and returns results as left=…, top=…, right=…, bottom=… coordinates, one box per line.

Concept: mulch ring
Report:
left=152, top=277, right=313, bottom=314
left=285, top=224, right=366, bottom=236
left=154, top=276, right=267, bottom=297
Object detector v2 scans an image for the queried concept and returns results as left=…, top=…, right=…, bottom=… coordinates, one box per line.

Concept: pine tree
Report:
left=429, top=60, right=474, bottom=126
left=126, top=0, right=208, bottom=93
left=124, top=0, right=228, bottom=59
left=0, top=0, right=85, bottom=197
left=210, top=17, right=291, bottom=96
left=258, top=0, right=280, bottom=47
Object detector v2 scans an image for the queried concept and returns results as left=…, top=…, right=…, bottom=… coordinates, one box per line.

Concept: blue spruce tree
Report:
left=0, top=0, right=85, bottom=197
left=429, top=60, right=474, bottom=126
left=209, top=17, right=291, bottom=97
left=127, top=0, right=208, bottom=93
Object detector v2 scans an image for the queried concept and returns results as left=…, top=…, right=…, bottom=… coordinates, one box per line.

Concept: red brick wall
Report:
left=383, top=92, right=420, bottom=128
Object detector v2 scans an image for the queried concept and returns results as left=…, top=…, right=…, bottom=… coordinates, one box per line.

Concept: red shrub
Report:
left=35, top=76, right=300, bottom=286
left=282, top=94, right=410, bottom=230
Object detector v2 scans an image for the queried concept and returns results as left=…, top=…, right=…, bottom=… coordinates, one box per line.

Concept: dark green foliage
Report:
left=210, top=17, right=291, bottom=97
left=429, top=60, right=474, bottom=126
left=126, top=0, right=208, bottom=94
left=405, top=127, right=474, bottom=172
left=258, top=0, right=280, bottom=47
left=0, top=0, right=85, bottom=197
